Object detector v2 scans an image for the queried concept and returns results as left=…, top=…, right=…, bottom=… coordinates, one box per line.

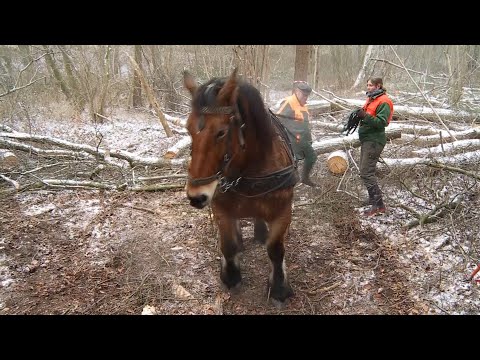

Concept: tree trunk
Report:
left=58, top=45, right=85, bottom=111
left=351, top=45, right=374, bottom=90
left=43, top=45, right=71, bottom=101
left=126, top=54, right=173, bottom=137
left=95, top=45, right=112, bottom=123
left=132, top=45, right=143, bottom=108
left=294, top=45, right=310, bottom=81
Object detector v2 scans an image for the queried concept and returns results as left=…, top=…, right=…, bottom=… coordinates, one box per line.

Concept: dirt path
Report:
left=0, top=181, right=427, bottom=315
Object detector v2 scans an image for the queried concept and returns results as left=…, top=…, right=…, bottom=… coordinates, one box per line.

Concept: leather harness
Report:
left=188, top=106, right=299, bottom=197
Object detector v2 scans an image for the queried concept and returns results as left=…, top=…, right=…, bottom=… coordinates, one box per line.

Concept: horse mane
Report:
left=192, top=77, right=275, bottom=162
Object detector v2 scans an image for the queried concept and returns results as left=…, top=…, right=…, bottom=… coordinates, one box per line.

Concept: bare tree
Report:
left=43, top=45, right=72, bottom=101
left=446, top=45, right=468, bottom=106
left=294, top=45, right=310, bottom=81
left=132, top=45, right=143, bottom=108
left=351, top=45, right=374, bottom=90
left=58, top=45, right=85, bottom=111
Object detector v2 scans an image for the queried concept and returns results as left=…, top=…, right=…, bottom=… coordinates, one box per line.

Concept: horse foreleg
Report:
left=266, top=215, right=293, bottom=302
left=217, top=216, right=242, bottom=289
left=254, top=218, right=268, bottom=244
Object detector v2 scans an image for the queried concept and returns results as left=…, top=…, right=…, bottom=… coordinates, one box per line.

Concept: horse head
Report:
left=183, top=68, right=243, bottom=209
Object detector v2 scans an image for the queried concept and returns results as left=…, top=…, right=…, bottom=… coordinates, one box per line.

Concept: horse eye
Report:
left=216, top=129, right=226, bottom=140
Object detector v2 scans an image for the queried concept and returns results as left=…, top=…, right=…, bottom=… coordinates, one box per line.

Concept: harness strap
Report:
left=188, top=106, right=299, bottom=196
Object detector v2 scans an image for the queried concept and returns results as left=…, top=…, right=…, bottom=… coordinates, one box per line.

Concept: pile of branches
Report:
left=0, top=125, right=186, bottom=193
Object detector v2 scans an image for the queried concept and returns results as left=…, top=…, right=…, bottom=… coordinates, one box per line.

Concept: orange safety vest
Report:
left=277, top=94, right=310, bottom=143
left=362, top=94, right=394, bottom=125
left=277, top=94, right=309, bottom=122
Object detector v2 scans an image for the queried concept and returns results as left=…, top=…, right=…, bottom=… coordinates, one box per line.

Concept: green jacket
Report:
left=358, top=102, right=391, bottom=146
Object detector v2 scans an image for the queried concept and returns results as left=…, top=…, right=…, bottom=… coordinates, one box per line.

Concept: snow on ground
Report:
left=2, top=94, right=479, bottom=314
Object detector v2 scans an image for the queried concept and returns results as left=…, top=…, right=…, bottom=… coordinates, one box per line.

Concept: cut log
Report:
left=0, top=150, right=18, bottom=169
left=164, top=136, right=191, bottom=159
left=327, top=150, right=348, bottom=174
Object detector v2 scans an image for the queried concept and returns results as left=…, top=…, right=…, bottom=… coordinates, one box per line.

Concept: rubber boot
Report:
left=360, top=187, right=375, bottom=206
left=363, top=185, right=386, bottom=216
left=301, top=164, right=318, bottom=187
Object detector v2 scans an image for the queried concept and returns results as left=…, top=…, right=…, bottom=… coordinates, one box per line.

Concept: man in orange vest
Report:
left=276, top=81, right=318, bottom=187
left=356, top=77, right=394, bottom=216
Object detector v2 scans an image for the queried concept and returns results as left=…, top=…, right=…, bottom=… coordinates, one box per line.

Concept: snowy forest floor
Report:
left=1, top=100, right=479, bottom=315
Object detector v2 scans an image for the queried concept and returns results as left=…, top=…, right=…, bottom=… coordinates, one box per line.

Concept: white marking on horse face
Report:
left=186, top=180, right=219, bottom=205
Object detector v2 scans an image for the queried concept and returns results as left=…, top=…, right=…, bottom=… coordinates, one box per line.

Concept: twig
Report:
left=129, top=183, right=184, bottom=191
left=137, top=174, right=187, bottom=181
left=120, top=204, right=160, bottom=215
left=0, top=174, right=20, bottom=190
left=427, top=163, right=480, bottom=181
left=389, top=45, right=457, bottom=141
left=403, top=194, right=464, bottom=230
left=465, top=263, right=480, bottom=282
left=439, top=131, right=445, bottom=156
left=312, top=89, right=351, bottom=111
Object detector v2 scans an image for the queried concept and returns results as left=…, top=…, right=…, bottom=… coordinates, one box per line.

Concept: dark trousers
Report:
left=293, top=141, right=317, bottom=173
left=359, top=141, right=384, bottom=199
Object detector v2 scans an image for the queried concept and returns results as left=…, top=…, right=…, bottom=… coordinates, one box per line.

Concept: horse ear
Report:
left=217, top=67, right=239, bottom=105
left=183, top=70, right=197, bottom=96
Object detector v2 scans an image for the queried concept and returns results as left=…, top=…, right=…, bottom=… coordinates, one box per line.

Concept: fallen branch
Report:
left=164, top=136, right=191, bottom=159
left=413, top=139, right=480, bottom=156
left=390, top=45, right=456, bottom=140
left=137, top=174, right=187, bottom=181
left=42, top=179, right=118, bottom=190
left=0, top=174, right=20, bottom=190
left=120, top=204, right=161, bottom=215
left=399, top=128, right=480, bottom=146
left=0, top=125, right=15, bottom=132
left=0, top=138, right=92, bottom=158
left=403, top=194, right=464, bottom=230
left=129, top=183, right=184, bottom=191
left=381, top=150, right=480, bottom=170
left=1, top=131, right=188, bottom=168
left=164, top=113, right=187, bottom=128
left=312, top=129, right=401, bottom=154
left=427, top=163, right=480, bottom=180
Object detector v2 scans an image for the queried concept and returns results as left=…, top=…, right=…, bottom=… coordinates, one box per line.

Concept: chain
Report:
left=218, top=175, right=242, bottom=193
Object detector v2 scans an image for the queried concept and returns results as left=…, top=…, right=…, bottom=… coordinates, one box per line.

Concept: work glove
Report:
left=356, top=108, right=366, bottom=119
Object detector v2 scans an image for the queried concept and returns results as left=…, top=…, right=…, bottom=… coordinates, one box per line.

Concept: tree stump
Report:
left=0, top=150, right=18, bottom=170
left=327, top=150, right=348, bottom=174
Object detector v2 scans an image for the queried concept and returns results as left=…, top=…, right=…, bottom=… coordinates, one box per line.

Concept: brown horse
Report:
left=183, top=68, right=299, bottom=302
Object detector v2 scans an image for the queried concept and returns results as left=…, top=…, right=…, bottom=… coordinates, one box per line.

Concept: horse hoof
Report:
left=220, top=280, right=242, bottom=294
left=267, top=282, right=294, bottom=303
left=220, top=270, right=242, bottom=290
left=270, top=298, right=289, bottom=309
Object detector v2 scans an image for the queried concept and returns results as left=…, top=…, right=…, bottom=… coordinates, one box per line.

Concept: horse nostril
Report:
left=188, top=194, right=208, bottom=209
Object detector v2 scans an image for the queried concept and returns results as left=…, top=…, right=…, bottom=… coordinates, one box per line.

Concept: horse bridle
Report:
left=188, top=104, right=246, bottom=192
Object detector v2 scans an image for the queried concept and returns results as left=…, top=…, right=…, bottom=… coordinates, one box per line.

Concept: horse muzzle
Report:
left=188, top=194, right=209, bottom=209
left=186, top=179, right=218, bottom=209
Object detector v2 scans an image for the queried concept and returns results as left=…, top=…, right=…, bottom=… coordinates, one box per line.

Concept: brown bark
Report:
left=43, top=45, right=71, bottom=100
left=294, top=45, right=310, bottom=81
left=126, top=54, right=173, bottom=137
left=132, top=45, right=143, bottom=108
